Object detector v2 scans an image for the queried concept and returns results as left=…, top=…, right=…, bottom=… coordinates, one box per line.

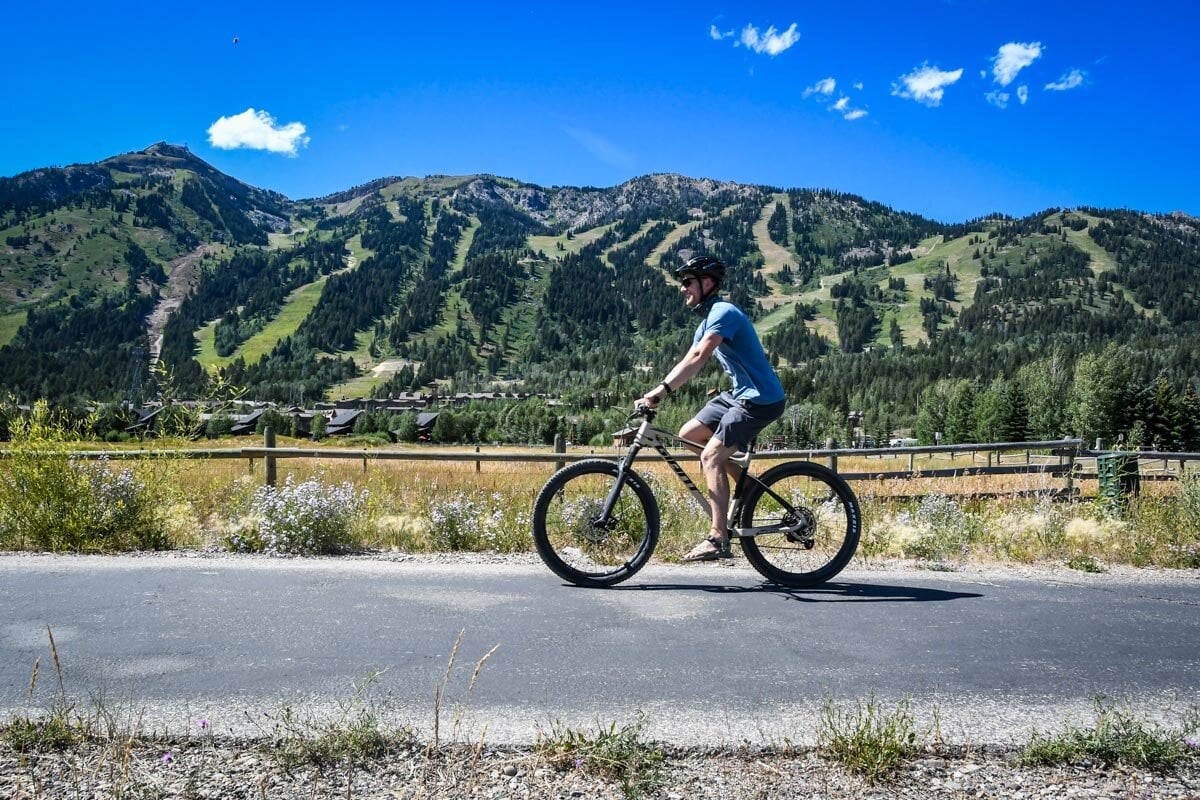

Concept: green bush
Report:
left=206, top=413, right=235, bottom=438
left=0, top=402, right=170, bottom=551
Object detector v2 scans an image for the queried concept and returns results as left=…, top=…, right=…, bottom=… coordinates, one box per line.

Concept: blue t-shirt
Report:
left=693, top=297, right=785, bottom=404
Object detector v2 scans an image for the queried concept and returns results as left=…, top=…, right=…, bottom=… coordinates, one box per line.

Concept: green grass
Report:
left=754, top=300, right=799, bottom=337
left=1057, top=213, right=1153, bottom=317
left=0, top=309, right=26, bottom=347
left=452, top=217, right=479, bottom=273
left=644, top=220, right=699, bottom=268
left=537, top=715, right=664, bottom=800
left=528, top=222, right=617, bottom=258
left=196, top=276, right=328, bottom=371
left=1021, top=699, right=1196, bottom=770
left=754, top=192, right=799, bottom=299
left=325, top=327, right=388, bottom=399
left=774, top=229, right=990, bottom=349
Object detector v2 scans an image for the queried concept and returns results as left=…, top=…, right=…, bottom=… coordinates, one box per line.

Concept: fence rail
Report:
left=2, top=436, right=1198, bottom=498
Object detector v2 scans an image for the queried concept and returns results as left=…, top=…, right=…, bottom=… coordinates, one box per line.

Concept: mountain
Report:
left=1, top=144, right=1198, bottom=447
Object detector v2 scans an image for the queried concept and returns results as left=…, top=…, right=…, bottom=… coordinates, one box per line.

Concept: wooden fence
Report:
left=3, top=432, right=1198, bottom=499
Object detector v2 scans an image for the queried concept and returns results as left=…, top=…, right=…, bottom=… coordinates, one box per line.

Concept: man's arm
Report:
left=640, top=332, right=723, bottom=406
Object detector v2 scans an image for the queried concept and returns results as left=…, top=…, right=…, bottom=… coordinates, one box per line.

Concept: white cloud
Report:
left=828, top=95, right=867, bottom=120
left=891, top=63, right=964, bottom=107
left=991, top=42, right=1042, bottom=86
left=1045, top=68, right=1086, bottom=91
left=803, top=77, right=836, bottom=98
left=853, top=82, right=863, bottom=90
left=1017, top=85, right=1029, bottom=104
left=207, top=108, right=310, bottom=156
left=738, top=22, right=800, bottom=56
left=985, top=90, right=1010, bottom=109
left=709, top=24, right=733, bottom=41
left=800, top=77, right=866, bottom=119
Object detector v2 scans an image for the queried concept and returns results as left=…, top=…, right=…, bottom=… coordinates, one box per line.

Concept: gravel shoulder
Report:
left=3, top=740, right=1198, bottom=799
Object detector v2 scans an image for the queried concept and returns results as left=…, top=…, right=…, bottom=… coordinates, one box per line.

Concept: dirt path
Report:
left=146, top=245, right=211, bottom=366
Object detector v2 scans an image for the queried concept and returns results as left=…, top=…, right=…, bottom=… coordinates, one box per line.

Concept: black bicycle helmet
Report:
left=674, top=255, right=726, bottom=284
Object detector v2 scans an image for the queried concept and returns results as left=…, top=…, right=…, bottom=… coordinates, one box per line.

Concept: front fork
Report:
left=597, top=414, right=659, bottom=522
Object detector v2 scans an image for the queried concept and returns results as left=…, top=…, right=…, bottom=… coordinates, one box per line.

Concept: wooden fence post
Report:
left=475, top=444, right=481, bottom=473
left=554, top=434, right=565, bottom=472
left=264, top=426, right=277, bottom=488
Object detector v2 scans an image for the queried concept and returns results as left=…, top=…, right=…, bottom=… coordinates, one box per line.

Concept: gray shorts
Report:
left=692, top=392, right=786, bottom=449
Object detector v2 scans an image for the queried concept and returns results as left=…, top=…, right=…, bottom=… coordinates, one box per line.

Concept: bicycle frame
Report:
left=601, top=409, right=802, bottom=539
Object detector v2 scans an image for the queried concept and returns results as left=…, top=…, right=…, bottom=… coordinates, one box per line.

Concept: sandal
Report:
left=682, top=534, right=734, bottom=562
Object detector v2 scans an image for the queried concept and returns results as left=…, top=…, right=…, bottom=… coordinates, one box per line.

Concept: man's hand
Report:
left=637, top=387, right=665, bottom=409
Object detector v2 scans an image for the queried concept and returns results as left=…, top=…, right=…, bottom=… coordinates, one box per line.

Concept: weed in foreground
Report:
left=2, top=627, right=84, bottom=753
left=817, top=694, right=920, bottom=784
left=1066, top=553, right=1107, bottom=573
left=536, top=713, right=665, bottom=800
left=255, top=671, right=413, bottom=770
left=1020, top=698, right=1196, bottom=770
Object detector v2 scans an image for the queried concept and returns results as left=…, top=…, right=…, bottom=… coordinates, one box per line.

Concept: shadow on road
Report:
left=595, top=580, right=983, bottom=604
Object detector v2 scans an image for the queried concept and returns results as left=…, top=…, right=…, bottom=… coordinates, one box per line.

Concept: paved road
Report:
left=2, top=553, right=1197, bottom=745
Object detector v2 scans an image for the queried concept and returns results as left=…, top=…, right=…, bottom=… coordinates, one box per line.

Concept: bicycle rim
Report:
left=738, top=461, right=860, bottom=587
left=532, top=460, right=659, bottom=587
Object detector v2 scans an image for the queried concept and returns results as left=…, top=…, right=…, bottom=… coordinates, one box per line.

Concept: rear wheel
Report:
left=737, top=461, right=860, bottom=587
left=532, top=459, right=659, bottom=587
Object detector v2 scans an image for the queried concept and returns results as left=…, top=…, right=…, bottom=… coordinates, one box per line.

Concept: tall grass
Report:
left=2, top=430, right=1198, bottom=567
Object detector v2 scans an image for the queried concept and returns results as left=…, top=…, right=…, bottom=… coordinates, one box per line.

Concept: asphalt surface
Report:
left=2, top=553, right=1198, bottom=745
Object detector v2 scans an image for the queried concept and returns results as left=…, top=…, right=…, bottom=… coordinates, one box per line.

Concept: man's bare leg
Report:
left=679, top=420, right=742, bottom=559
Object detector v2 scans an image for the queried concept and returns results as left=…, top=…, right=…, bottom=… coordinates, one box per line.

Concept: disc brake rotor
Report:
left=783, top=506, right=818, bottom=548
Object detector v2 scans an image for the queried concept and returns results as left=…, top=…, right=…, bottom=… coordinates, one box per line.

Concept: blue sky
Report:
left=3, top=1, right=1197, bottom=222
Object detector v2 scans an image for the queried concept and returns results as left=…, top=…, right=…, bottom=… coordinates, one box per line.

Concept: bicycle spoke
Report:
left=532, top=460, right=659, bottom=586
left=739, top=462, right=860, bottom=586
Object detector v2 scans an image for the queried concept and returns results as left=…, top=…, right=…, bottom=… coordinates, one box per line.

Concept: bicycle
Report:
left=531, top=404, right=861, bottom=588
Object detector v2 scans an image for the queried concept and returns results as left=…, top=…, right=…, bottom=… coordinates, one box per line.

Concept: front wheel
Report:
left=532, top=459, right=659, bottom=587
left=737, top=461, right=860, bottom=587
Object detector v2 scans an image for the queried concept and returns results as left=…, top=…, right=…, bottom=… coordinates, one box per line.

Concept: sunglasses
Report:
left=680, top=277, right=699, bottom=288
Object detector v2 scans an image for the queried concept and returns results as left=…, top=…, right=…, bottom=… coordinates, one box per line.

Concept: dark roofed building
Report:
left=326, top=410, right=363, bottom=436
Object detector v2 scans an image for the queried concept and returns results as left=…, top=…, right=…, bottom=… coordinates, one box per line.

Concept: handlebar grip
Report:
left=631, top=402, right=657, bottom=421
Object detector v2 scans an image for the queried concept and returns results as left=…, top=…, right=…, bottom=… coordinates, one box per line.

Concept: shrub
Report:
left=226, top=475, right=368, bottom=555
left=426, top=489, right=530, bottom=552
left=0, top=402, right=170, bottom=551
left=206, top=413, right=235, bottom=438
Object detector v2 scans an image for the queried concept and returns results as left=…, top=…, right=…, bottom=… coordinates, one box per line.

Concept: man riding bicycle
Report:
left=638, top=255, right=786, bottom=562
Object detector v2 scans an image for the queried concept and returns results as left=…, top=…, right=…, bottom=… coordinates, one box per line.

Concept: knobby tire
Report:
left=737, top=460, right=861, bottom=587
left=531, top=459, right=659, bottom=588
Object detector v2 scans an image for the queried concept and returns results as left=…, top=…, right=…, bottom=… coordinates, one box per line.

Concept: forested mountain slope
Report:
left=1, top=145, right=1197, bottom=446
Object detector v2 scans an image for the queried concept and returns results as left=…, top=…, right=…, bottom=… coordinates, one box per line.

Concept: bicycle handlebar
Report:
left=630, top=403, right=658, bottom=422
